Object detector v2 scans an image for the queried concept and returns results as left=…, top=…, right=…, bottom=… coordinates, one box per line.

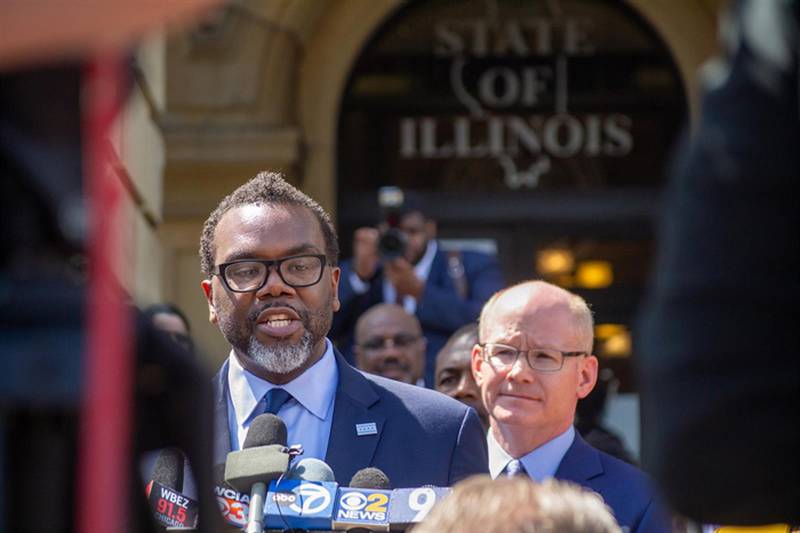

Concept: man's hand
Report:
left=385, top=258, right=424, bottom=300
left=353, top=227, right=380, bottom=281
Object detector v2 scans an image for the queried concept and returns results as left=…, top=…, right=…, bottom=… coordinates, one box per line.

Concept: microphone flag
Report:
left=145, top=480, right=200, bottom=529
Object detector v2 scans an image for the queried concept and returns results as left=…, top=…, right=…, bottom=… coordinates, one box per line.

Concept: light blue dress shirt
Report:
left=226, top=338, right=338, bottom=461
left=488, top=425, right=576, bottom=481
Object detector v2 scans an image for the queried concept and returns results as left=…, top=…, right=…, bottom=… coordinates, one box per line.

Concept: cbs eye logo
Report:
left=339, top=491, right=389, bottom=513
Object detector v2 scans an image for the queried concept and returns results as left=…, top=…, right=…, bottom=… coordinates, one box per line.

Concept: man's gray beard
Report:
left=246, top=330, right=314, bottom=375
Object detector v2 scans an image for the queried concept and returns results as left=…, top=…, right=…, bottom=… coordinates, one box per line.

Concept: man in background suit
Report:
left=473, top=280, right=670, bottom=532
left=332, top=199, right=503, bottom=387
left=200, top=172, right=487, bottom=487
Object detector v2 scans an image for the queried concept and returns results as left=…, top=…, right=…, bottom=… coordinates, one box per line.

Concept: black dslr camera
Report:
left=377, top=186, right=407, bottom=260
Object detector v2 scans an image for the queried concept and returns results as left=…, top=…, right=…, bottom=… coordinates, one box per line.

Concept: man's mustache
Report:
left=247, top=300, right=307, bottom=323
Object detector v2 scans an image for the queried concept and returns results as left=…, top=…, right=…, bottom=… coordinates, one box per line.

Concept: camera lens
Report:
left=378, top=228, right=407, bottom=260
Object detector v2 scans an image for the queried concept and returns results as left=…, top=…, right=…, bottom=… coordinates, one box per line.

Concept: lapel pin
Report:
left=355, top=422, right=378, bottom=436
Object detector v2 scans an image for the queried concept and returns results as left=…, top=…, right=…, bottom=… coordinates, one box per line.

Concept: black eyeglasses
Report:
left=213, top=254, right=327, bottom=292
left=479, top=342, right=586, bottom=372
left=359, top=334, right=421, bottom=351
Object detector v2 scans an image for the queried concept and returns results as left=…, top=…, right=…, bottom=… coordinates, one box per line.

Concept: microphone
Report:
left=224, top=414, right=291, bottom=533
left=214, top=463, right=249, bottom=528
left=265, top=457, right=339, bottom=531
left=146, top=448, right=200, bottom=529
left=349, top=468, right=391, bottom=490
left=153, top=447, right=184, bottom=491
left=332, top=468, right=393, bottom=532
left=287, top=458, right=337, bottom=482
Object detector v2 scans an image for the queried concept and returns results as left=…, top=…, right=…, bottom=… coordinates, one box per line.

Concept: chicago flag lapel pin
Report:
left=355, top=422, right=378, bottom=436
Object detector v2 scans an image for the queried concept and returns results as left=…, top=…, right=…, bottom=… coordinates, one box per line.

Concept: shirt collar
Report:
left=414, top=240, right=438, bottom=280
left=487, top=425, right=576, bottom=481
left=228, top=338, right=338, bottom=426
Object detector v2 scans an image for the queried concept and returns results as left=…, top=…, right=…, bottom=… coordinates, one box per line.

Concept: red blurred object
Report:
left=77, top=55, right=132, bottom=533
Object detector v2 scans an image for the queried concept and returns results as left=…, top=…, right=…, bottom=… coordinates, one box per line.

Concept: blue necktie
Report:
left=261, top=388, right=292, bottom=415
left=505, top=459, right=527, bottom=478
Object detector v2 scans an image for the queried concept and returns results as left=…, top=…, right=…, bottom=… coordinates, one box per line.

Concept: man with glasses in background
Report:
left=473, top=280, right=670, bottom=533
left=199, top=172, right=487, bottom=486
left=353, top=303, right=426, bottom=386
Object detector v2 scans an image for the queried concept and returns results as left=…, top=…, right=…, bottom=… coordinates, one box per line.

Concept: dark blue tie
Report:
left=505, top=459, right=527, bottom=478
left=261, top=388, right=292, bottom=415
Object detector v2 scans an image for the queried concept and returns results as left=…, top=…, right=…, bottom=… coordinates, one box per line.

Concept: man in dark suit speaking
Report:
left=199, top=172, right=488, bottom=487
left=472, top=281, right=670, bottom=532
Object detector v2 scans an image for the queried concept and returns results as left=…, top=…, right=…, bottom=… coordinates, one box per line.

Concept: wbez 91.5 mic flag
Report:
left=145, top=447, right=200, bottom=529
left=224, top=413, right=291, bottom=533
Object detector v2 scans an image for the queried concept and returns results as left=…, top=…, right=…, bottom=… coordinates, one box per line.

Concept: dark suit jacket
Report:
left=332, top=247, right=504, bottom=386
left=213, top=349, right=489, bottom=487
left=555, top=433, right=671, bottom=533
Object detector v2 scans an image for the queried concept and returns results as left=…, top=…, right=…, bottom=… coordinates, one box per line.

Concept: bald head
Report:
left=479, top=281, right=594, bottom=353
left=354, top=304, right=426, bottom=385
left=355, top=303, right=421, bottom=341
left=473, top=280, right=599, bottom=454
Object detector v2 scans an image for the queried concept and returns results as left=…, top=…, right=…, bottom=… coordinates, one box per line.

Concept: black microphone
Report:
left=349, top=468, right=392, bottom=490
left=332, top=468, right=393, bottom=532
left=153, top=447, right=185, bottom=491
left=147, top=448, right=200, bottom=529
left=224, top=414, right=291, bottom=533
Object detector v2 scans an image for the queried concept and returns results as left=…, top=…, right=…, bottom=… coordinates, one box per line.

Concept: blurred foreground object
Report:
left=413, top=475, right=621, bottom=533
left=0, top=0, right=220, bottom=70
left=1, top=2, right=223, bottom=532
left=638, top=0, right=799, bottom=525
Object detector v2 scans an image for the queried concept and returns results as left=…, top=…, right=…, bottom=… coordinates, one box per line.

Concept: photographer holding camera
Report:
left=331, top=189, right=503, bottom=387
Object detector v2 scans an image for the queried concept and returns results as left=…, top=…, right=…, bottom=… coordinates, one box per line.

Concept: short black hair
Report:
left=199, top=171, right=339, bottom=276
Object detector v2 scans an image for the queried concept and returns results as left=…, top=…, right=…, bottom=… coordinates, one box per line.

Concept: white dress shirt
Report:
left=487, top=425, right=576, bottom=481
left=226, top=338, right=338, bottom=461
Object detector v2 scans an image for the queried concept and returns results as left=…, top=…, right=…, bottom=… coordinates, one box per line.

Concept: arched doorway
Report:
left=334, top=0, right=692, bottom=455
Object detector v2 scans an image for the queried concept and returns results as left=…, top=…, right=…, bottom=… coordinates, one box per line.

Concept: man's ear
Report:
left=576, top=355, right=599, bottom=399
left=471, top=343, right=486, bottom=385
left=330, top=266, right=341, bottom=312
left=200, top=279, right=218, bottom=324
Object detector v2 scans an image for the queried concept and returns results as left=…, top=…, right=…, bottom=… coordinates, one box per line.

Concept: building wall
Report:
left=155, top=0, right=724, bottom=370
left=112, top=35, right=167, bottom=307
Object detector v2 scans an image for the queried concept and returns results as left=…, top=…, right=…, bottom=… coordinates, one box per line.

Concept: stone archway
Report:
left=297, top=0, right=720, bottom=219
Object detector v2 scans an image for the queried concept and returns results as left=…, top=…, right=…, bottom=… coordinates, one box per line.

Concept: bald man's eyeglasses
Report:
left=359, top=334, right=421, bottom=351
left=479, top=343, right=586, bottom=372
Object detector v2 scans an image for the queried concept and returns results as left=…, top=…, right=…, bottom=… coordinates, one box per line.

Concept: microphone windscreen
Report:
left=286, top=458, right=336, bottom=482
left=243, top=413, right=287, bottom=448
left=152, top=447, right=184, bottom=491
left=349, top=467, right=392, bottom=490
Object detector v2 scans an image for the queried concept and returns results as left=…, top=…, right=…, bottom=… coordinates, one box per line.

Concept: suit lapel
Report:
left=212, top=360, right=232, bottom=467
left=554, top=432, right=604, bottom=483
left=325, top=351, right=385, bottom=484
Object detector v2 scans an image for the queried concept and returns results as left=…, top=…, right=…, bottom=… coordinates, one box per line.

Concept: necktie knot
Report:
left=505, top=459, right=527, bottom=478
left=261, top=388, right=292, bottom=416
